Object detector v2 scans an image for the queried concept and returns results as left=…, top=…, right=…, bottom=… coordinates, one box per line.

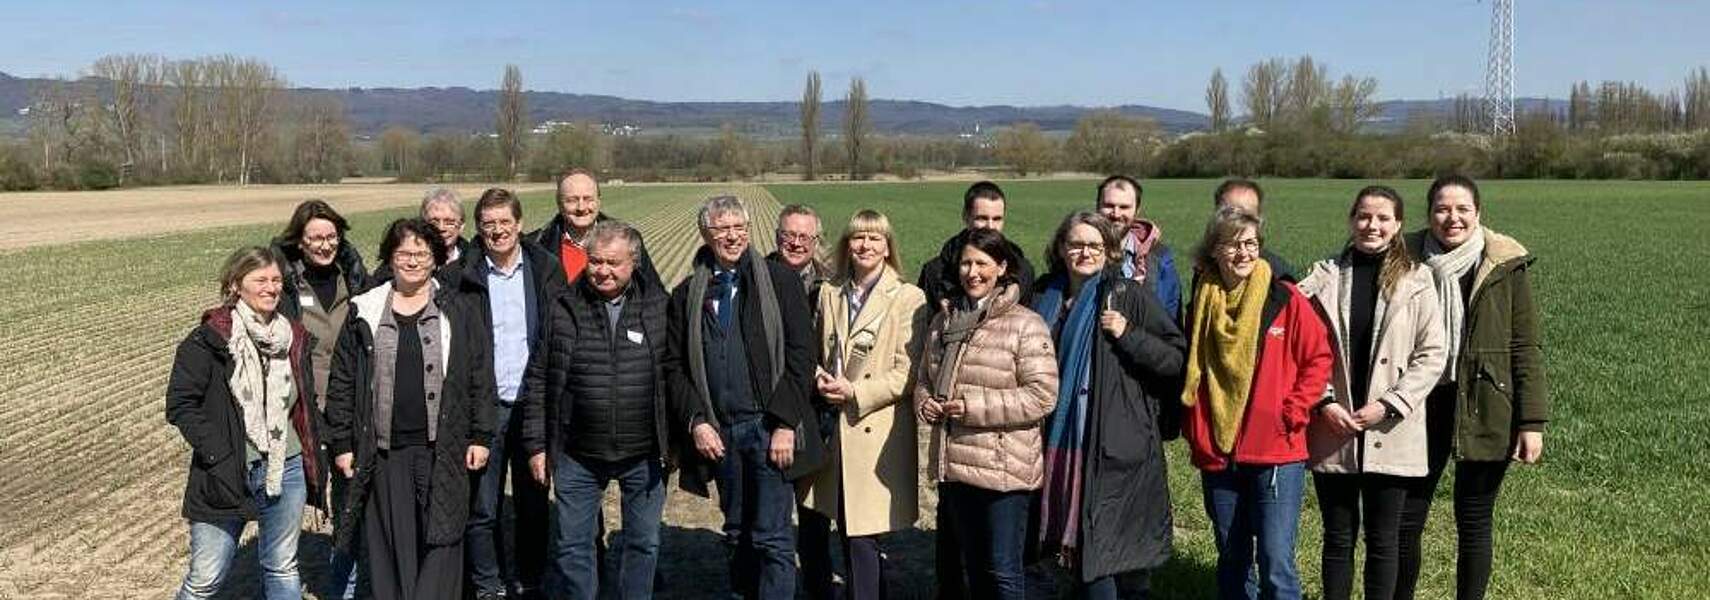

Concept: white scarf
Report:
left=1423, top=227, right=1485, bottom=382
left=227, top=302, right=296, bottom=497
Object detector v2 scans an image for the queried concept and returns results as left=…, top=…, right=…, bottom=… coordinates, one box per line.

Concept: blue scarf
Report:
left=1032, top=272, right=1101, bottom=550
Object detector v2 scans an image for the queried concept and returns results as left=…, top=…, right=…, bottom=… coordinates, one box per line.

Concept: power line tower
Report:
left=1484, top=0, right=1516, bottom=135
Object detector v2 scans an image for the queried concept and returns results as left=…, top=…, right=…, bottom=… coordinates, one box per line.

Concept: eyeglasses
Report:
left=478, top=219, right=517, bottom=233
left=301, top=235, right=339, bottom=248
left=707, top=223, right=749, bottom=239
left=777, top=231, right=818, bottom=244
left=427, top=217, right=463, bottom=228
left=392, top=250, right=434, bottom=264
left=1065, top=241, right=1105, bottom=255
left=1220, top=238, right=1261, bottom=255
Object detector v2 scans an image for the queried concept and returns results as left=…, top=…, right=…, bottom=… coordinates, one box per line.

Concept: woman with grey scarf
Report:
left=1394, top=175, right=1550, bottom=600
left=166, top=246, right=324, bottom=600
left=325, top=218, right=496, bottom=600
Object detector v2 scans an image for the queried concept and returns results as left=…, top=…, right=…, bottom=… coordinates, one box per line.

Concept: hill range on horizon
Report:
left=0, top=70, right=1565, bottom=139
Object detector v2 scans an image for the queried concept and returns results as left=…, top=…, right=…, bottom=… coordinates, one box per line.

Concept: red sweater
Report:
left=1181, top=280, right=1334, bottom=472
left=559, top=237, right=589, bottom=283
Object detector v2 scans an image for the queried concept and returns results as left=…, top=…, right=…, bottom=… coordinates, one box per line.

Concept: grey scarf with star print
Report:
left=228, top=301, right=296, bottom=497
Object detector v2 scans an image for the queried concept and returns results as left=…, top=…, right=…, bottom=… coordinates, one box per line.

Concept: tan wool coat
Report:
left=913, top=283, right=1060, bottom=492
left=799, top=267, right=931, bottom=536
left=1299, top=257, right=1446, bottom=477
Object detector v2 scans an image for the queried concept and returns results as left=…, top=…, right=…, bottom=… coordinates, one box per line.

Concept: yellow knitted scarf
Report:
left=1181, top=260, right=1272, bottom=454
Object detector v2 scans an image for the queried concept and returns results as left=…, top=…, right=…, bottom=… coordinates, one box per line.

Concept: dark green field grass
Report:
left=1, top=179, right=1703, bottom=598
left=766, top=178, right=1710, bottom=599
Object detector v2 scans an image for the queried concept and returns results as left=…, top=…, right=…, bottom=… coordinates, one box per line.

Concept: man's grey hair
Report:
left=587, top=220, right=643, bottom=261
left=419, top=187, right=463, bottom=220
left=776, top=204, right=822, bottom=236
left=697, top=195, right=749, bottom=229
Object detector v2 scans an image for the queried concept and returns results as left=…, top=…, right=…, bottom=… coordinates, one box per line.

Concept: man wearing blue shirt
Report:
left=461, top=188, right=569, bottom=600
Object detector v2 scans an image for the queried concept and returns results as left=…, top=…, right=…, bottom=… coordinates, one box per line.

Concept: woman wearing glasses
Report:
left=325, top=218, right=496, bottom=600
left=1030, top=211, right=1186, bottom=599
left=269, top=199, right=370, bottom=598
left=1181, top=207, right=1333, bottom=600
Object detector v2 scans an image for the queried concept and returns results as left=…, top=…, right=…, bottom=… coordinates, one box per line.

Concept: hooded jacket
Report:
left=1405, top=228, right=1549, bottom=461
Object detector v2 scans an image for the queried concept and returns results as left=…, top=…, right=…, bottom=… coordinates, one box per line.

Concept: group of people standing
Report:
left=165, top=168, right=1547, bottom=600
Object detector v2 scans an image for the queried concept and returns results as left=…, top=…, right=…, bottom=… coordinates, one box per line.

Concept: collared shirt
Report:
left=486, top=252, right=530, bottom=403
left=604, top=291, right=627, bottom=334
left=709, top=266, right=740, bottom=316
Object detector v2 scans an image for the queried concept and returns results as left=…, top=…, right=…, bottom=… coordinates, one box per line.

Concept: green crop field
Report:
left=0, top=179, right=1704, bottom=598
left=768, top=178, right=1710, bottom=599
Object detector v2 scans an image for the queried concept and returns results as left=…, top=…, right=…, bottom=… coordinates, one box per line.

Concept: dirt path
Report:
left=0, top=182, right=555, bottom=251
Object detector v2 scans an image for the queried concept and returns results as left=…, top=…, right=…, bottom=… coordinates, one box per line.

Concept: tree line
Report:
left=2, top=54, right=352, bottom=190
left=6, top=56, right=1710, bottom=192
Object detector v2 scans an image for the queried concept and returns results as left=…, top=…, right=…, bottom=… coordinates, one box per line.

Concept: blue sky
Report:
left=2, top=1, right=1703, bottom=112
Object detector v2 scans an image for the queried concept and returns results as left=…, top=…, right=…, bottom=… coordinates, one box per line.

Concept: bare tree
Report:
left=1284, top=56, right=1331, bottom=125
left=1064, top=110, right=1161, bottom=174
left=380, top=126, right=420, bottom=177
left=1206, top=68, right=1231, bottom=132
left=1684, top=67, right=1710, bottom=131
left=166, top=59, right=211, bottom=179
left=843, top=77, right=870, bottom=180
left=1242, top=58, right=1288, bottom=130
left=1568, top=81, right=1592, bottom=131
left=1330, top=75, right=1379, bottom=134
left=496, top=64, right=527, bottom=180
left=90, top=54, right=165, bottom=183
left=718, top=123, right=759, bottom=180
left=207, top=56, right=283, bottom=185
left=800, top=70, right=821, bottom=180
left=289, top=95, right=351, bottom=183
left=994, top=122, right=1056, bottom=176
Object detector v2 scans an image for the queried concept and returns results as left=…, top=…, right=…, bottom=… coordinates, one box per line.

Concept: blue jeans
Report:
left=467, top=401, right=550, bottom=595
left=177, top=454, right=306, bottom=600
left=938, top=482, right=1029, bottom=600
left=1201, top=461, right=1307, bottom=600
left=714, top=418, right=797, bottom=600
left=552, top=451, right=666, bottom=600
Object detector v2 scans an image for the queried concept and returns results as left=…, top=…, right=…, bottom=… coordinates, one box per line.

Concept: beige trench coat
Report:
left=798, top=267, right=930, bottom=536
left=1299, top=257, right=1446, bottom=477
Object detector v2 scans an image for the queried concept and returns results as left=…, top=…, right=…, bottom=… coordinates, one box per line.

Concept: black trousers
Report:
left=799, top=503, right=888, bottom=600
left=365, top=445, right=463, bottom=600
left=1315, top=472, right=1413, bottom=600
left=1396, top=386, right=1511, bottom=600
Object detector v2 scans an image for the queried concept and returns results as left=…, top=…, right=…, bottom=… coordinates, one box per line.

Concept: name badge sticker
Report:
left=627, top=330, right=645, bottom=344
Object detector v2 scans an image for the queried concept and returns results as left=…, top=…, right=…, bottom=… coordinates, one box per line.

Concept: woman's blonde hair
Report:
left=218, top=245, right=284, bottom=305
left=831, top=209, right=902, bottom=280
left=1193, top=206, right=1265, bottom=276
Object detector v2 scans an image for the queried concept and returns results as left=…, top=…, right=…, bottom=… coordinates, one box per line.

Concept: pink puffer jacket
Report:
left=914, top=284, right=1059, bottom=492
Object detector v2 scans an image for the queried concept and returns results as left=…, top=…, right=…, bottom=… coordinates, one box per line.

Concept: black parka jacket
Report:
left=166, top=308, right=326, bottom=522
left=1031, top=270, right=1187, bottom=581
left=323, top=282, right=497, bottom=551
